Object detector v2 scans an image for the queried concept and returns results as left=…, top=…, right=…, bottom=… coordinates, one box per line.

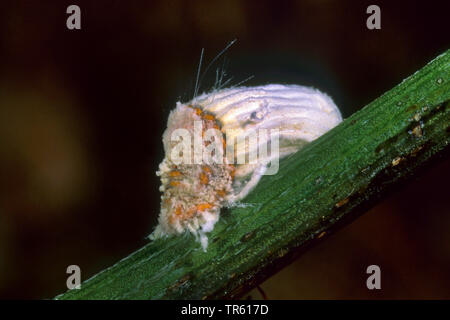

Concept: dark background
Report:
left=0, top=0, right=448, bottom=299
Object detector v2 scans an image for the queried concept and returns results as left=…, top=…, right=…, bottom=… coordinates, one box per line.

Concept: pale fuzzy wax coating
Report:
left=150, top=84, right=342, bottom=250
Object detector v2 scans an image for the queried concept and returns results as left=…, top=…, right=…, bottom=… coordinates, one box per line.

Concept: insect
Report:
left=149, top=83, right=342, bottom=250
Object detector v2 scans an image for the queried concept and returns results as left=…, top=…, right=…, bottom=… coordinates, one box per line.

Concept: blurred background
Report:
left=0, top=0, right=448, bottom=299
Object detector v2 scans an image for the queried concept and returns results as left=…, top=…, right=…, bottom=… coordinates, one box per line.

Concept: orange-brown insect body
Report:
left=151, top=103, right=234, bottom=247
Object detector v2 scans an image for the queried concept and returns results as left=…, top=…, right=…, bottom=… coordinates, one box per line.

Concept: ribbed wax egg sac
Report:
left=195, top=84, right=341, bottom=162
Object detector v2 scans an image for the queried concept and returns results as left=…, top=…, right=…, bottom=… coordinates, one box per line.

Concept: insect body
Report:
left=150, top=84, right=342, bottom=250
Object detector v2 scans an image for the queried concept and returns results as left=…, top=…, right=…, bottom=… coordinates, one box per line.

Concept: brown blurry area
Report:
left=0, top=0, right=448, bottom=299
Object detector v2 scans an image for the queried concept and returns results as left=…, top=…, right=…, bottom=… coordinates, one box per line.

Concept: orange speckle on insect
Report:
left=169, top=170, right=182, bottom=177
left=202, top=165, right=212, bottom=174
left=216, top=189, right=227, bottom=198
left=183, top=203, right=213, bottom=219
left=203, top=114, right=215, bottom=121
left=170, top=181, right=180, bottom=187
left=175, top=206, right=183, bottom=216
left=199, top=172, right=209, bottom=185
left=229, top=164, right=236, bottom=178
left=197, top=203, right=213, bottom=211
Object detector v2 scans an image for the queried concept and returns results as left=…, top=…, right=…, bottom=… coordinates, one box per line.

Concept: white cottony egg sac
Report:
left=149, top=84, right=342, bottom=251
